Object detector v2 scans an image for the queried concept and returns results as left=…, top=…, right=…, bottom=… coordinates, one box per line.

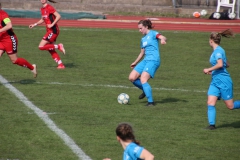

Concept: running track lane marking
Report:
left=0, top=75, right=92, bottom=160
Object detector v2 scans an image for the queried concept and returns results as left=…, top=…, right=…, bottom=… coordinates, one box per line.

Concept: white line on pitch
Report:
left=0, top=75, right=92, bottom=160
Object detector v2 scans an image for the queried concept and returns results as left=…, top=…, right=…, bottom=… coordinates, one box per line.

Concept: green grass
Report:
left=0, top=26, right=239, bottom=160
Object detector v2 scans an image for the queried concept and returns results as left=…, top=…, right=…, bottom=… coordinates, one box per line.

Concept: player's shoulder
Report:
left=0, top=9, right=9, bottom=17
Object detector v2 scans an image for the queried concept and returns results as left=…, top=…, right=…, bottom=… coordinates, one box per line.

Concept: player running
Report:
left=0, top=3, right=37, bottom=78
left=29, top=0, right=66, bottom=69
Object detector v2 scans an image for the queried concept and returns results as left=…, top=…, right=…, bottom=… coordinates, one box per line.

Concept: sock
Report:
left=49, top=50, right=63, bottom=65
left=207, top=105, right=216, bottom=125
left=39, top=44, right=56, bottom=51
left=142, top=82, right=153, bottom=103
left=132, top=78, right=143, bottom=90
left=233, top=100, right=240, bottom=109
left=14, top=58, right=34, bottom=70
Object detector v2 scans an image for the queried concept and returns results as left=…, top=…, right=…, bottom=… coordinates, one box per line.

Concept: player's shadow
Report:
left=9, top=79, right=36, bottom=84
left=216, top=121, right=240, bottom=129
left=156, top=97, right=188, bottom=104
left=140, top=97, right=188, bottom=104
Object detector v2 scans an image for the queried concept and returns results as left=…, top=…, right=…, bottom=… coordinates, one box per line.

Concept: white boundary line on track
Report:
left=0, top=75, right=92, bottom=160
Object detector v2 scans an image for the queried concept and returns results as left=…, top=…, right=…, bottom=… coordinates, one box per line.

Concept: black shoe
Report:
left=205, top=125, right=216, bottom=130
left=146, top=102, right=155, bottom=106
left=139, top=92, right=146, bottom=99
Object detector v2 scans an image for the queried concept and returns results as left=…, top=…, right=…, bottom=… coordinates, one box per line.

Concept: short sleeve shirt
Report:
left=123, top=142, right=144, bottom=160
left=141, top=30, right=160, bottom=62
left=41, top=4, right=59, bottom=33
left=0, top=9, right=14, bottom=38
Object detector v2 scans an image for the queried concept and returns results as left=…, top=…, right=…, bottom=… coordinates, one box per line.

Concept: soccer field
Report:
left=0, top=26, right=239, bottom=160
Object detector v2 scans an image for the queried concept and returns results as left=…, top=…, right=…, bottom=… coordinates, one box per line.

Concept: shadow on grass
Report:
left=156, top=97, right=188, bottom=104
left=140, top=97, right=188, bottom=105
left=10, top=79, right=36, bottom=84
left=217, top=121, right=240, bottom=129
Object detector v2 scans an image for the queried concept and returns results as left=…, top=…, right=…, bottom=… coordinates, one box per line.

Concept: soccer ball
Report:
left=228, top=13, right=236, bottom=19
left=200, top=10, right=207, bottom=16
left=213, top=12, right=221, bottom=19
left=193, top=11, right=201, bottom=18
left=117, top=93, right=129, bottom=104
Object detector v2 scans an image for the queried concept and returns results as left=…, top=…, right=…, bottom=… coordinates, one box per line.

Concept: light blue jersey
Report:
left=123, top=142, right=144, bottom=160
left=141, top=30, right=160, bottom=62
left=208, top=46, right=233, bottom=100
left=210, top=46, right=230, bottom=77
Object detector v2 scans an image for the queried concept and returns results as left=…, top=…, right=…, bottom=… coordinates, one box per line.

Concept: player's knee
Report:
left=226, top=105, right=234, bottom=110
left=38, top=46, right=44, bottom=50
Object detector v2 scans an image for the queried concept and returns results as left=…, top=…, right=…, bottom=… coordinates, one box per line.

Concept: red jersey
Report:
left=0, top=9, right=15, bottom=39
left=41, top=4, right=59, bottom=34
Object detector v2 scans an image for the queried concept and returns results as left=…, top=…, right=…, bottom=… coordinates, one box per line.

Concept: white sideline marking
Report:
left=0, top=75, right=92, bottom=160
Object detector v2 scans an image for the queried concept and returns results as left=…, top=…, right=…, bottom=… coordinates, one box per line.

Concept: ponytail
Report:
left=48, top=0, right=57, bottom=3
left=210, top=29, right=234, bottom=44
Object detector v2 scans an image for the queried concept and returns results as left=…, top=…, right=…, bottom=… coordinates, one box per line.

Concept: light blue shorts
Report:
left=208, top=80, right=233, bottom=100
left=134, top=60, right=160, bottom=78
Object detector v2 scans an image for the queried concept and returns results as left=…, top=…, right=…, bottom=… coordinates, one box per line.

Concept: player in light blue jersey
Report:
left=103, top=123, right=154, bottom=160
left=203, top=29, right=240, bottom=130
left=129, top=19, right=167, bottom=106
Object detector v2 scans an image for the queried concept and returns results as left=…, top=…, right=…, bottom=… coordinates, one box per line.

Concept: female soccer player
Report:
left=0, top=3, right=37, bottom=78
left=203, top=29, right=240, bottom=130
left=129, top=19, right=167, bottom=106
left=29, top=0, right=66, bottom=69
left=103, top=123, right=155, bottom=160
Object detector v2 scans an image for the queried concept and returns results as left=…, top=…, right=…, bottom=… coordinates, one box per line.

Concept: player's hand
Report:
left=130, top=63, right=136, bottom=69
left=29, top=24, right=35, bottom=29
left=203, top=69, right=211, bottom=74
left=161, top=39, right=166, bottom=45
left=47, top=24, right=53, bottom=28
left=103, top=158, right=111, bottom=160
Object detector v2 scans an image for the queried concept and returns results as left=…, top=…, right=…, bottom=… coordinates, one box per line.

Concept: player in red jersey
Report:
left=0, top=3, right=37, bottom=78
left=29, top=0, right=66, bottom=69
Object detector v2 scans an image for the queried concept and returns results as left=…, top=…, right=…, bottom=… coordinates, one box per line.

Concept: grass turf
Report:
left=0, top=26, right=239, bottom=160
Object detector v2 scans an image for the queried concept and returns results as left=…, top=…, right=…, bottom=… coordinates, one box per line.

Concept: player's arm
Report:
left=157, top=34, right=167, bottom=45
left=139, top=149, right=155, bottom=160
left=0, top=18, right=12, bottom=33
left=46, top=11, right=61, bottom=28
left=130, top=48, right=145, bottom=68
left=203, top=59, right=223, bottom=74
left=29, top=18, right=44, bottom=29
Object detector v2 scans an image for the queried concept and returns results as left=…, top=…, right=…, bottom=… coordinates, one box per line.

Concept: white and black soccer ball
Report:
left=200, top=9, right=207, bottom=16
left=228, top=13, right=236, bottom=19
left=213, top=12, right=221, bottom=19
left=117, top=93, right=129, bottom=104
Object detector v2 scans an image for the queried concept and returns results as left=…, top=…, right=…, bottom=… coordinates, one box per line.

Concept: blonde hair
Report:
left=48, top=0, right=57, bottom=3
left=210, top=29, right=234, bottom=44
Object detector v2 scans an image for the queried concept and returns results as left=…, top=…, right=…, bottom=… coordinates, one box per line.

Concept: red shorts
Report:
left=0, top=35, right=18, bottom=54
left=42, top=31, right=59, bottom=43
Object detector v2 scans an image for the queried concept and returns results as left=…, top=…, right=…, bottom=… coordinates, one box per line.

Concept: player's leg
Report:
left=206, top=84, right=219, bottom=130
left=140, top=72, right=153, bottom=106
left=39, top=35, right=65, bottom=69
left=221, top=87, right=240, bottom=109
left=8, top=53, right=37, bottom=78
left=129, top=61, right=144, bottom=90
left=4, top=37, right=37, bottom=77
left=206, top=95, right=218, bottom=129
left=38, top=32, right=65, bottom=54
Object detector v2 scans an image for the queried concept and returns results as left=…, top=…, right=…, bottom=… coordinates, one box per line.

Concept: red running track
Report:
left=11, top=15, right=240, bottom=33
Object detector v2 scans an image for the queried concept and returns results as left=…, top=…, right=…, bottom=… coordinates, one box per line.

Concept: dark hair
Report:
left=48, top=0, right=57, bottom=3
left=138, top=19, right=154, bottom=29
left=116, top=123, right=140, bottom=145
left=210, top=29, right=234, bottom=44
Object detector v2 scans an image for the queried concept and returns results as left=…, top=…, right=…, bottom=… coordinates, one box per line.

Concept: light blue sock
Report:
left=132, top=78, right=143, bottom=90
left=208, top=105, right=216, bottom=125
left=142, top=82, right=153, bottom=102
left=233, top=100, right=240, bottom=109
